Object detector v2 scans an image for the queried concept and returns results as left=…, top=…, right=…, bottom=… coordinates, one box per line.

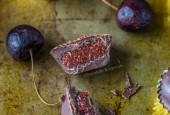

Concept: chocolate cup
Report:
left=158, top=67, right=170, bottom=112
left=61, top=86, right=78, bottom=115
left=61, top=86, right=101, bottom=115
left=50, top=34, right=112, bottom=74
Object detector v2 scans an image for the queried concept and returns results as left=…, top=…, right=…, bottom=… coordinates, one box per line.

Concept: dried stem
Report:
left=29, top=49, right=61, bottom=106
left=101, top=0, right=118, bottom=11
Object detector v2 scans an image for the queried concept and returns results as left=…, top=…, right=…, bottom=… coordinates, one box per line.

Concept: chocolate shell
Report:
left=158, top=67, right=170, bottom=112
left=106, top=108, right=116, bottom=115
left=61, top=86, right=101, bottom=115
left=122, top=72, right=141, bottom=100
left=50, top=34, right=112, bottom=74
left=122, top=84, right=141, bottom=100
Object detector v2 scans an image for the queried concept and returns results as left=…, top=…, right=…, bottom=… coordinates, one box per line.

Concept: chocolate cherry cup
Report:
left=61, top=86, right=101, bottom=115
left=153, top=67, right=170, bottom=115
left=50, top=34, right=112, bottom=74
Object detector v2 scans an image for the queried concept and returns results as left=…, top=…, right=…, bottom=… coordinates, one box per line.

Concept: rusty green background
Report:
left=0, top=0, right=170, bottom=114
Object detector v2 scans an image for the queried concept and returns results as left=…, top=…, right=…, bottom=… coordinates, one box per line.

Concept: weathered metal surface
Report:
left=0, top=0, right=170, bottom=114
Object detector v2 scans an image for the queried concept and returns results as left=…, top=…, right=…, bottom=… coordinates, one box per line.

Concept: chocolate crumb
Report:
left=20, top=71, right=30, bottom=81
left=122, top=84, right=141, bottom=100
left=125, top=72, right=133, bottom=87
left=35, top=79, right=41, bottom=85
left=0, top=40, right=3, bottom=44
left=60, top=95, right=65, bottom=102
left=168, top=67, right=170, bottom=70
left=110, top=72, right=142, bottom=100
left=111, top=90, right=118, bottom=96
left=106, top=108, right=116, bottom=115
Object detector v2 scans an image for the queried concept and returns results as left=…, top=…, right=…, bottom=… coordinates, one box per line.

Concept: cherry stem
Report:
left=101, top=0, right=118, bottom=11
left=29, top=49, right=61, bottom=106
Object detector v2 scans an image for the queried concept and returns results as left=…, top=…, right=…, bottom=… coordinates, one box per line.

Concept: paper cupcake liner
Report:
left=153, top=98, right=169, bottom=115
left=153, top=68, right=170, bottom=115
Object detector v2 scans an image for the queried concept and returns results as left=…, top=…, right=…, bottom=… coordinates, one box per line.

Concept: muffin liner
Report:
left=153, top=98, right=169, bottom=115
left=153, top=68, right=170, bottom=115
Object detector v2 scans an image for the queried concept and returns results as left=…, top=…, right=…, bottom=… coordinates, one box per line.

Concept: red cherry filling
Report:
left=62, top=42, right=107, bottom=68
left=77, top=92, right=94, bottom=115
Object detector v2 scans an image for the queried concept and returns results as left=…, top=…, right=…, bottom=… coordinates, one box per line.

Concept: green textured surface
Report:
left=0, top=0, right=170, bottom=114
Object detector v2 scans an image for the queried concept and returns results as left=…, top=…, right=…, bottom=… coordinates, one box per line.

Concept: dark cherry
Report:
left=6, top=25, right=44, bottom=60
left=102, top=0, right=153, bottom=31
left=6, top=25, right=58, bottom=106
left=116, top=0, right=153, bottom=31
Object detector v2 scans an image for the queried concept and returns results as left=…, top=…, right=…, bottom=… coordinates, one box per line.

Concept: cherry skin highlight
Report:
left=116, top=0, right=153, bottom=31
left=6, top=25, right=44, bottom=60
left=102, top=0, right=153, bottom=31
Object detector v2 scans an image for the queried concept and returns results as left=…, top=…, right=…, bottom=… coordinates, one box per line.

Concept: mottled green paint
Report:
left=0, top=0, right=170, bottom=115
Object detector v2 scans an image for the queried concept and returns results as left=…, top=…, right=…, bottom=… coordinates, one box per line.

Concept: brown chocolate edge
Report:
left=111, top=90, right=118, bottom=96
left=125, top=72, right=133, bottom=87
left=122, top=84, right=141, bottom=100
left=106, top=108, right=116, bottom=115
left=52, top=34, right=112, bottom=50
left=65, top=86, right=79, bottom=114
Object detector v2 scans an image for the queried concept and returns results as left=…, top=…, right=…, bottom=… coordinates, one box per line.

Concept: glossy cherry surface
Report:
left=6, top=25, right=44, bottom=60
left=116, top=0, right=153, bottom=31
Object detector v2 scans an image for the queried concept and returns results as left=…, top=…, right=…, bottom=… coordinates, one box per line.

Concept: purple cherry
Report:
left=6, top=25, right=44, bottom=60
left=102, top=0, right=153, bottom=31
